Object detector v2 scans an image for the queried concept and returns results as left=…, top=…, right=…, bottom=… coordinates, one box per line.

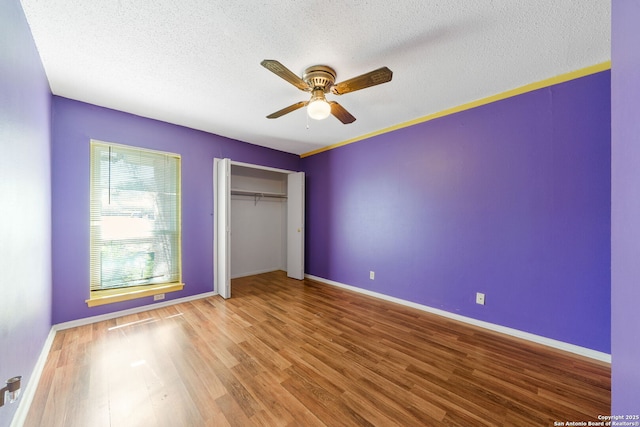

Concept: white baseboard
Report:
left=54, top=291, right=217, bottom=331
left=305, top=274, right=611, bottom=363
left=10, top=328, right=56, bottom=427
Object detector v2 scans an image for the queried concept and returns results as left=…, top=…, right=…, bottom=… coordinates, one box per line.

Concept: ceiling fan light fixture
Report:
left=307, top=89, right=331, bottom=120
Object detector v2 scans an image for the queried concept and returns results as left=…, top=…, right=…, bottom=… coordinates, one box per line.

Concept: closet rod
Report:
left=230, top=191, right=287, bottom=198
left=230, top=190, right=287, bottom=205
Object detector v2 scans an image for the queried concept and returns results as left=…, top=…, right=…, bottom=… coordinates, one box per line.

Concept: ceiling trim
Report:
left=300, top=61, right=612, bottom=158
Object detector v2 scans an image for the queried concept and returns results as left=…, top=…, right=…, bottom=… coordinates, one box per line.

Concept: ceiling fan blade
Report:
left=261, top=60, right=309, bottom=91
left=266, top=101, right=307, bottom=119
left=331, top=66, right=393, bottom=95
left=329, top=102, right=356, bottom=124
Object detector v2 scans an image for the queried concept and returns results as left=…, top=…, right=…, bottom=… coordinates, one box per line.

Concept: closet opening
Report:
left=213, top=159, right=304, bottom=298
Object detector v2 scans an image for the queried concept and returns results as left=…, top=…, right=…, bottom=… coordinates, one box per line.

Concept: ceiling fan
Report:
left=261, top=59, right=393, bottom=124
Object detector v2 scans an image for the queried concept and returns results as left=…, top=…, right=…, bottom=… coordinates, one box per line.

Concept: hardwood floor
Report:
left=25, top=271, right=610, bottom=426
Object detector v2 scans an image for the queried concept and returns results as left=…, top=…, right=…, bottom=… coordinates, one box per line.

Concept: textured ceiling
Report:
left=20, top=1, right=610, bottom=156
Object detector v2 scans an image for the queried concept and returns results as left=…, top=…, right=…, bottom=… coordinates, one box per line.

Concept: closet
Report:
left=214, top=159, right=304, bottom=298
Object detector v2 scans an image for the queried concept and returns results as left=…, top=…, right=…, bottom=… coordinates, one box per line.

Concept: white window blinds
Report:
left=90, top=141, right=181, bottom=291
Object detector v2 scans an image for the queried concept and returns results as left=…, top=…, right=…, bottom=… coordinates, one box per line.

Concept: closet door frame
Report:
left=213, top=159, right=304, bottom=298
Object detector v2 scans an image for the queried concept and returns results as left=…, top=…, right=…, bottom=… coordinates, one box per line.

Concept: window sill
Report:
left=86, top=282, right=184, bottom=307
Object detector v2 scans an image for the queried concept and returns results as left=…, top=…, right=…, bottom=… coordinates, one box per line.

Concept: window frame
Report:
left=86, top=140, right=184, bottom=307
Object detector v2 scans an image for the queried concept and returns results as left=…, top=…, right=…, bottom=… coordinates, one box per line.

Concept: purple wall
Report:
left=612, top=0, right=640, bottom=414
left=51, top=97, right=299, bottom=324
left=0, top=1, right=52, bottom=426
left=302, top=71, right=611, bottom=353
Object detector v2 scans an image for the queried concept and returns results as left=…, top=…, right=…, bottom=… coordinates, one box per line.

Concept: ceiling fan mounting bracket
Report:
left=303, top=65, right=336, bottom=93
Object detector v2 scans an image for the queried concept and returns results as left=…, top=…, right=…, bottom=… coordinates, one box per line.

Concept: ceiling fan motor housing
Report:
left=303, top=65, right=336, bottom=92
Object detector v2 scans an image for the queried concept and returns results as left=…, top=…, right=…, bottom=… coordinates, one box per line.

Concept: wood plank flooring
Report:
left=25, top=271, right=610, bottom=426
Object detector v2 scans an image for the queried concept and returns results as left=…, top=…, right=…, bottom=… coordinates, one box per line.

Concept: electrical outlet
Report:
left=154, top=293, right=165, bottom=301
left=476, top=292, right=485, bottom=305
left=369, top=271, right=375, bottom=280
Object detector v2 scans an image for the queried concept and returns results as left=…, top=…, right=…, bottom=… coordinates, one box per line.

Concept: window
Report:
left=87, top=141, right=183, bottom=307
